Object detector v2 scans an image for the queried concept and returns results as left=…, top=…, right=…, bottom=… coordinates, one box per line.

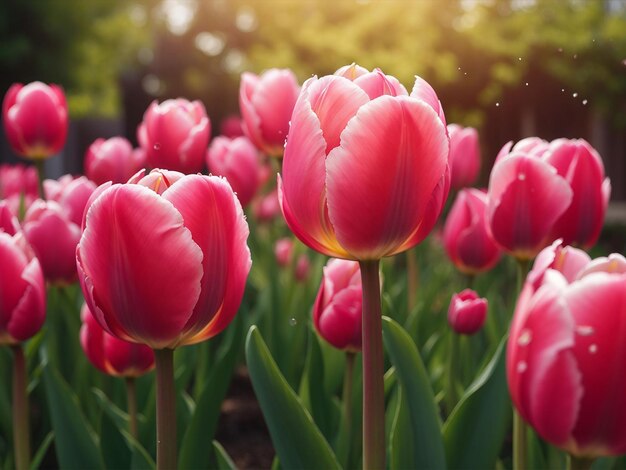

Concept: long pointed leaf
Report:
left=382, top=316, right=446, bottom=469
left=245, top=326, right=340, bottom=470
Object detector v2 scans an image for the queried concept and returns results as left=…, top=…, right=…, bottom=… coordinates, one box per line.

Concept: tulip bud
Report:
left=253, top=188, right=281, bottom=223
left=239, top=69, right=300, bottom=156
left=80, top=304, right=154, bottom=377
left=206, top=136, right=264, bottom=207
left=295, top=253, right=311, bottom=282
left=2, top=82, right=68, bottom=159
left=274, top=238, right=294, bottom=267
left=508, top=243, right=626, bottom=458
left=137, top=99, right=210, bottom=174
left=0, top=231, right=46, bottom=345
left=85, top=137, right=147, bottom=185
left=447, top=289, right=487, bottom=335
left=443, top=188, right=500, bottom=274
left=220, top=115, right=245, bottom=138
left=313, top=259, right=362, bottom=351
left=447, top=124, right=480, bottom=189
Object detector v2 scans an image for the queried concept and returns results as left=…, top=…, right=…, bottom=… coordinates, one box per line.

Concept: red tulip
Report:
left=544, top=139, right=611, bottom=248
left=137, top=99, right=210, bottom=174
left=0, top=201, right=19, bottom=235
left=508, top=241, right=626, bottom=458
left=447, top=124, right=480, bottom=189
left=76, top=169, right=251, bottom=349
left=220, top=114, right=245, bottom=138
left=447, top=289, right=488, bottom=335
left=23, top=200, right=81, bottom=284
left=239, top=69, right=300, bottom=156
left=274, top=238, right=294, bottom=267
left=443, top=188, right=500, bottom=274
left=2, top=82, right=68, bottom=159
left=253, top=188, right=281, bottom=223
left=487, top=142, right=573, bottom=260
left=0, top=231, right=46, bottom=345
left=295, top=253, right=311, bottom=282
left=85, top=137, right=147, bottom=185
left=313, top=259, right=362, bottom=351
left=206, top=136, right=264, bottom=207
left=279, top=66, right=449, bottom=260
left=80, top=303, right=154, bottom=377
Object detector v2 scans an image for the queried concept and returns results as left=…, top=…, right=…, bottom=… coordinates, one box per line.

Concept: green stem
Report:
left=155, top=348, right=177, bottom=470
left=445, top=332, right=460, bottom=414
left=342, top=352, right=356, bottom=469
left=359, top=259, right=385, bottom=470
left=568, top=455, right=595, bottom=470
left=34, top=159, right=46, bottom=200
left=465, top=273, right=475, bottom=290
left=12, top=344, right=30, bottom=470
left=406, top=249, right=418, bottom=312
left=512, top=258, right=531, bottom=470
left=126, top=377, right=138, bottom=440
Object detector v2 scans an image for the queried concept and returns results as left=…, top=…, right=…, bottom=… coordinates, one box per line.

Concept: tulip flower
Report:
left=84, top=136, right=146, bottom=185
left=0, top=201, right=20, bottom=235
left=137, top=99, right=210, bottom=174
left=0, top=230, right=45, bottom=470
left=447, top=124, right=480, bottom=189
left=508, top=241, right=626, bottom=461
left=0, top=164, right=38, bottom=200
left=487, top=141, right=573, bottom=260
left=206, top=136, right=264, bottom=207
left=220, top=114, right=245, bottom=138
left=2, top=82, right=68, bottom=159
left=274, top=238, right=294, bottom=267
left=279, top=65, right=449, bottom=470
left=544, top=138, right=611, bottom=248
left=253, top=188, right=281, bottom=223
left=443, top=188, right=501, bottom=275
left=77, top=169, right=251, bottom=468
left=239, top=69, right=300, bottom=156
left=294, top=253, right=311, bottom=283
left=447, top=289, right=488, bottom=335
left=313, top=259, right=362, bottom=352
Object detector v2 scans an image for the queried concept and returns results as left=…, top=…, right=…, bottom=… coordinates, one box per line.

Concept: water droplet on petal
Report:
left=518, top=173, right=526, bottom=181
left=517, top=361, right=528, bottom=373
left=589, top=344, right=598, bottom=354
left=518, top=329, right=532, bottom=346
left=576, top=325, right=594, bottom=336
left=154, top=143, right=161, bottom=151
left=289, top=317, right=297, bottom=326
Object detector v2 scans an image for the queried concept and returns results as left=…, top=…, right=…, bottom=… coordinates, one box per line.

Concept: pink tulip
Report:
left=0, top=163, right=38, bottom=199
left=2, top=82, right=68, bottom=159
left=137, top=99, right=210, bottom=174
left=0, top=201, right=19, bottom=235
left=0, top=231, right=46, bottom=345
left=220, top=114, right=245, bottom=138
left=239, top=69, right=300, bottom=156
left=508, top=241, right=626, bottom=458
left=85, top=137, right=147, bottom=185
left=487, top=142, right=573, bottom=260
left=279, top=66, right=449, bottom=260
left=76, top=169, right=251, bottom=349
left=447, top=289, right=488, bottom=335
left=544, top=138, right=611, bottom=248
left=295, top=254, right=311, bottom=282
left=23, top=200, right=81, bottom=284
left=80, top=303, right=154, bottom=377
left=443, top=188, right=500, bottom=274
left=274, top=238, right=294, bottom=267
left=313, top=259, right=362, bottom=351
left=447, top=124, right=480, bottom=189
left=253, top=188, right=281, bottom=223
left=206, top=136, right=263, bottom=207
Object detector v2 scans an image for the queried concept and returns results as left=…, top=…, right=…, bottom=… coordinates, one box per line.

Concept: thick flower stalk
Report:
left=77, top=169, right=251, bottom=469
left=508, top=240, right=626, bottom=461
left=279, top=64, right=449, bottom=469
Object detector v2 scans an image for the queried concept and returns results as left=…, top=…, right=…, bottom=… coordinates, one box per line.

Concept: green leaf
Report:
left=92, top=388, right=130, bottom=431
left=304, top=333, right=338, bottom=439
left=178, top=317, right=243, bottom=469
left=443, top=337, right=511, bottom=469
left=126, top=432, right=156, bottom=470
left=382, top=316, right=446, bottom=470
left=42, top=362, right=105, bottom=470
left=100, top=408, right=131, bottom=470
left=245, top=326, right=341, bottom=470
left=212, top=441, right=237, bottom=470
left=390, top=388, right=414, bottom=470
left=30, top=432, right=54, bottom=470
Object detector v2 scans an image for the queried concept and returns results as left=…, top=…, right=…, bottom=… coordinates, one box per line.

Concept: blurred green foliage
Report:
left=2, top=0, right=625, bottom=126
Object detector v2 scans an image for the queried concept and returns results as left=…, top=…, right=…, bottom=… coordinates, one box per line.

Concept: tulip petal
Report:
left=0, top=233, right=30, bottom=336
left=326, top=96, right=448, bottom=259
left=7, top=257, right=45, bottom=342
left=162, top=175, right=251, bottom=345
left=565, top=274, right=626, bottom=455
left=78, top=184, right=203, bottom=349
